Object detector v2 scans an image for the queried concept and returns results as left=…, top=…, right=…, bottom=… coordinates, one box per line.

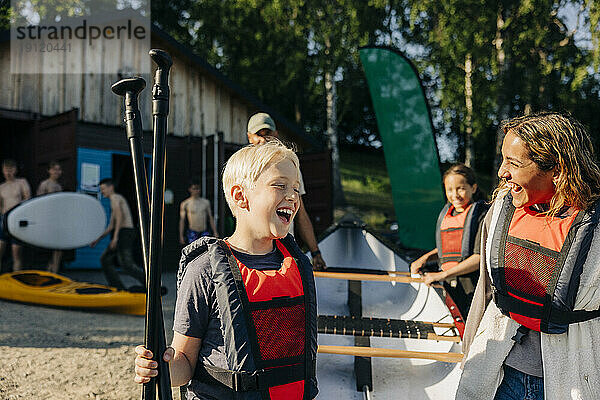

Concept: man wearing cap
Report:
left=247, top=112, right=327, bottom=269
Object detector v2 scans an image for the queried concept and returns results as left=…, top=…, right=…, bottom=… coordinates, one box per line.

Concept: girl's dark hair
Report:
left=443, top=162, right=484, bottom=201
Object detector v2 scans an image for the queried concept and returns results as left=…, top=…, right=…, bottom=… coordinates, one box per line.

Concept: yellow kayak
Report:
left=0, top=270, right=145, bottom=315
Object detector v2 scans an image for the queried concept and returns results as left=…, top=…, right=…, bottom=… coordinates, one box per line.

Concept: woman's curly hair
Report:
left=494, top=112, right=600, bottom=215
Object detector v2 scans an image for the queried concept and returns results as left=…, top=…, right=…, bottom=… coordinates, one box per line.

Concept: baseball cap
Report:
left=247, top=112, right=276, bottom=134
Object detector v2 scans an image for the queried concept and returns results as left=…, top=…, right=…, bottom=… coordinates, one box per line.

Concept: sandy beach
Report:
left=0, top=270, right=181, bottom=400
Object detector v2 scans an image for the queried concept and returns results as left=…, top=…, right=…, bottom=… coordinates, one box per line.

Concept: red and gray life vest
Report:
left=177, top=235, right=317, bottom=400
left=435, top=200, right=487, bottom=271
left=489, top=194, right=600, bottom=334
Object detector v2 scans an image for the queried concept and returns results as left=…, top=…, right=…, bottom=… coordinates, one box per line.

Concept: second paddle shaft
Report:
left=313, top=270, right=423, bottom=283
left=146, top=49, right=173, bottom=400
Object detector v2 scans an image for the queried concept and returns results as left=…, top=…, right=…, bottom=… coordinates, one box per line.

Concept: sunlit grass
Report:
left=338, top=148, right=396, bottom=230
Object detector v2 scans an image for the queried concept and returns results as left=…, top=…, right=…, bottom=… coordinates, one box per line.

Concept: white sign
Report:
left=81, top=162, right=100, bottom=191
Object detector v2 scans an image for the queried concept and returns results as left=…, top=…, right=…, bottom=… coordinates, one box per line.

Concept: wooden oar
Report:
left=314, top=270, right=423, bottom=284
left=318, top=345, right=464, bottom=363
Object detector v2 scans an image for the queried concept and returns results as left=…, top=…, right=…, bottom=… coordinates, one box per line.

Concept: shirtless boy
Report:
left=91, top=178, right=145, bottom=290
left=0, top=159, right=31, bottom=271
left=179, top=179, right=218, bottom=245
left=37, top=161, right=63, bottom=196
left=36, top=160, right=63, bottom=273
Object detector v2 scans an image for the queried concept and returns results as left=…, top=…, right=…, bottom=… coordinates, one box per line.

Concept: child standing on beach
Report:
left=410, top=163, right=488, bottom=315
left=134, top=139, right=318, bottom=399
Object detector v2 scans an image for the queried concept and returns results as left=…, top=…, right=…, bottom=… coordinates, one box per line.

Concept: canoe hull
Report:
left=314, top=219, right=462, bottom=399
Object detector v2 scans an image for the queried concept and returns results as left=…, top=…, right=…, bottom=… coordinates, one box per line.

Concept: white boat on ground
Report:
left=314, top=216, right=464, bottom=399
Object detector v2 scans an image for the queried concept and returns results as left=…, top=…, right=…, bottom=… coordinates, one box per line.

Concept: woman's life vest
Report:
left=177, top=235, right=318, bottom=400
left=435, top=200, right=487, bottom=271
left=489, top=194, right=600, bottom=334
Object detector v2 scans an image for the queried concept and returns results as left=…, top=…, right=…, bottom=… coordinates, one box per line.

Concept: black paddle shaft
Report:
left=111, top=77, right=150, bottom=258
left=111, top=73, right=172, bottom=400
left=146, top=48, right=173, bottom=400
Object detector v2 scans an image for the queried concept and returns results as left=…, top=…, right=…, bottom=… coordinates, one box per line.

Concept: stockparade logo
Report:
left=10, top=2, right=151, bottom=74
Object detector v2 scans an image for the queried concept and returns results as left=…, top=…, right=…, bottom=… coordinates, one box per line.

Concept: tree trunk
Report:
left=325, top=69, right=345, bottom=206
left=464, top=53, right=474, bottom=167
left=493, top=8, right=508, bottom=180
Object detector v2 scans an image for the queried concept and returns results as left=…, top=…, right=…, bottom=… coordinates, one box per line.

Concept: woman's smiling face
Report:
left=498, top=131, right=556, bottom=209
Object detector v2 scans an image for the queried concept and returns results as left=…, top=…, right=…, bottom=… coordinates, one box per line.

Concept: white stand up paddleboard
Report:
left=5, top=192, right=106, bottom=249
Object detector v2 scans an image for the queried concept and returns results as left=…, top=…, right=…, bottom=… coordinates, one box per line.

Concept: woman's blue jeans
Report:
left=494, top=365, right=544, bottom=400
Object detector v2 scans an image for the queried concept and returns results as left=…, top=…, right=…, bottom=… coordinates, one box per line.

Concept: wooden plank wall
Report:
left=0, top=39, right=253, bottom=145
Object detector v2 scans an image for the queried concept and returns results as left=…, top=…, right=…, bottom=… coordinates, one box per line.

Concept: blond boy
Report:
left=134, top=140, right=318, bottom=399
left=247, top=112, right=326, bottom=269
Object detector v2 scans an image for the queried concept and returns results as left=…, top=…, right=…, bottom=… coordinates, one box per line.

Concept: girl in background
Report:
left=410, top=163, right=488, bottom=315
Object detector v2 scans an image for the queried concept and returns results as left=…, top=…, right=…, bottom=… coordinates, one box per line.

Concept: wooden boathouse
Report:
left=0, top=27, right=332, bottom=270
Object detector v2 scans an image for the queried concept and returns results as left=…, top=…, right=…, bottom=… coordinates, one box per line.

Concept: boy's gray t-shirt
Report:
left=173, top=245, right=283, bottom=399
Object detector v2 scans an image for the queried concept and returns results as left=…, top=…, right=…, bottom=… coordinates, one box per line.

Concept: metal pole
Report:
left=363, top=385, right=373, bottom=400
left=213, top=133, right=219, bottom=228
left=147, top=48, right=173, bottom=400
left=201, top=135, right=207, bottom=197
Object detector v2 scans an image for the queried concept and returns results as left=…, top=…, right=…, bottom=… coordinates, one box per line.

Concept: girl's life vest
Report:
left=435, top=200, right=487, bottom=271
left=489, top=194, right=600, bottom=333
left=177, top=235, right=318, bottom=400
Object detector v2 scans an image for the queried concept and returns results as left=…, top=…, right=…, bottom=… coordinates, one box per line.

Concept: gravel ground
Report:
left=0, top=269, right=181, bottom=400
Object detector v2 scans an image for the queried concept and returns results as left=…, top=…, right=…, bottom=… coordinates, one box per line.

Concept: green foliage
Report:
left=0, top=0, right=10, bottom=30
left=150, top=0, right=395, bottom=146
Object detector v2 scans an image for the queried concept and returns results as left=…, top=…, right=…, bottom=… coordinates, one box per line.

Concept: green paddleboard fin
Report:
left=359, top=46, right=445, bottom=250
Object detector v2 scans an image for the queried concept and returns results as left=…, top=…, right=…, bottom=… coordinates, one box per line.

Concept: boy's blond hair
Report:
left=222, top=139, right=300, bottom=216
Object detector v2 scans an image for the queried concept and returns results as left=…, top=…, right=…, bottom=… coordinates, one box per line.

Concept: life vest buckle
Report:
left=232, top=368, right=263, bottom=391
